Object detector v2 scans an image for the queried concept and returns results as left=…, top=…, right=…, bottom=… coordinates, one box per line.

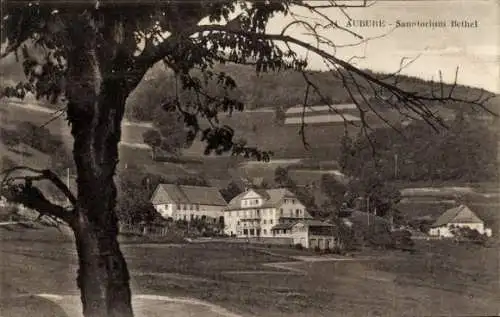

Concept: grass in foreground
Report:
left=1, top=226, right=498, bottom=317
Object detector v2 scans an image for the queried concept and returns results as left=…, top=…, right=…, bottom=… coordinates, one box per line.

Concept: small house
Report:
left=290, top=219, right=337, bottom=250
left=428, top=204, right=492, bottom=238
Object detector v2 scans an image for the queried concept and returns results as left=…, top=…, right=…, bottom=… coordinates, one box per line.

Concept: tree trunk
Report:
left=67, top=82, right=134, bottom=317
left=64, top=15, right=143, bottom=317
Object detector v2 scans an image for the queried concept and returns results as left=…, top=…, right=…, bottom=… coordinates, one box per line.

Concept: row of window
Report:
left=238, top=219, right=273, bottom=227
left=174, top=214, right=222, bottom=223
left=241, top=228, right=271, bottom=236
left=231, top=208, right=303, bottom=218
left=239, top=229, right=288, bottom=236
left=176, top=204, right=200, bottom=211
left=242, top=199, right=261, bottom=207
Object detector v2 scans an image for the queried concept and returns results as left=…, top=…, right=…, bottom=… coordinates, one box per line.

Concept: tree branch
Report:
left=142, top=24, right=495, bottom=123
left=1, top=181, right=76, bottom=225
left=1, top=166, right=77, bottom=206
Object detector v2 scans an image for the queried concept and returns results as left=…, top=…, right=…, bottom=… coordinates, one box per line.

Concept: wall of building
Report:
left=429, top=222, right=489, bottom=237
left=224, top=198, right=308, bottom=238
left=291, top=230, right=309, bottom=248
left=224, top=208, right=278, bottom=237
left=308, top=235, right=337, bottom=250
left=290, top=226, right=337, bottom=250
left=155, top=203, right=224, bottom=223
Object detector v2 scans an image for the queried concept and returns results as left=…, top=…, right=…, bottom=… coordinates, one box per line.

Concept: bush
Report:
left=294, top=243, right=304, bottom=250
left=451, top=226, right=488, bottom=245
left=391, top=229, right=416, bottom=251
left=314, top=246, right=321, bottom=253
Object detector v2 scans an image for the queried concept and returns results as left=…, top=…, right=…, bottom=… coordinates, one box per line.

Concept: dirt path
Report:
left=25, top=294, right=245, bottom=317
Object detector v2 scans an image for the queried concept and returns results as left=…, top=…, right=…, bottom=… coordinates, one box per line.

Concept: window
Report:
left=295, top=209, right=299, bottom=217
left=182, top=204, right=186, bottom=210
left=263, top=229, right=267, bottom=235
left=177, top=204, right=180, bottom=209
left=243, top=229, right=248, bottom=235
left=263, top=219, right=267, bottom=224
left=270, top=219, right=273, bottom=224
left=280, top=208, right=283, bottom=216
left=292, top=199, right=296, bottom=204
left=254, top=199, right=259, bottom=205
left=196, top=205, right=200, bottom=211
left=256, top=209, right=260, bottom=217
left=284, top=199, right=288, bottom=204
left=243, top=200, right=247, bottom=206
left=190, top=205, right=194, bottom=210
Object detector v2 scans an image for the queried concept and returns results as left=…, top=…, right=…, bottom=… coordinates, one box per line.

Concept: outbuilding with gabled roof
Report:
left=428, top=204, right=492, bottom=238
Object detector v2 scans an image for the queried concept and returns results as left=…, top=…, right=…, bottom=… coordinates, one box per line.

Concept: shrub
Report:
left=391, top=229, right=416, bottom=251
left=294, top=243, right=303, bottom=250
left=314, top=246, right=321, bottom=253
left=331, top=246, right=344, bottom=255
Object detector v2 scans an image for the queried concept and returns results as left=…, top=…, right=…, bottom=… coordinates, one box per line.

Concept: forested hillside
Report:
left=341, top=117, right=498, bottom=183
left=125, top=63, right=498, bottom=122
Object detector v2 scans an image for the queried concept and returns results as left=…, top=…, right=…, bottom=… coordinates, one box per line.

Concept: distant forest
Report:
left=341, top=117, right=498, bottom=183
left=125, top=63, right=498, bottom=122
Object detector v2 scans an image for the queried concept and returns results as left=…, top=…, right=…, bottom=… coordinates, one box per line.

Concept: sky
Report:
left=267, top=0, right=499, bottom=93
left=1, top=0, right=498, bottom=93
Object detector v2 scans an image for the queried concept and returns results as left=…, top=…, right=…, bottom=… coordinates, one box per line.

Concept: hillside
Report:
left=125, top=63, right=499, bottom=122
left=1, top=62, right=499, bottom=194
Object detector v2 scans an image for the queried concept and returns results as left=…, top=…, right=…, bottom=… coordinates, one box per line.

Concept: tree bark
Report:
left=67, top=79, right=134, bottom=317
left=64, top=14, right=143, bottom=317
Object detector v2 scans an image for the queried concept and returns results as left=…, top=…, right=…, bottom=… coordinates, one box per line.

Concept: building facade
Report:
left=224, top=188, right=313, bottom=237
left=290, top=220, right=337, bottom=249
left=428, top=204, right=492, bottom=238
left=150, top=184, right=227, bottom=223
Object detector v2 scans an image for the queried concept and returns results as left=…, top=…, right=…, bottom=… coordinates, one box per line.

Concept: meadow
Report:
left=1, top=224, right=498, bottom=317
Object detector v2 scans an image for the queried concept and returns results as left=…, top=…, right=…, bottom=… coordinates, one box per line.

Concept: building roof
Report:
left=271, top=223, right=295, bottom=231
left=226, top=188, right=298, bottom=210
left=151, top=184, right=227, bottom=206
left=431, top=204, right=483, bottom=228
left=295, top=219, right=335, bottom=227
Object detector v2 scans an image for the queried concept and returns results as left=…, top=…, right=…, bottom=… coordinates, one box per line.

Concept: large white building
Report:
left=428, top=204, right=492, bottom=238
left=224, top=188, right=313, bottom=237
left=150, top=184, right=227, bottom=224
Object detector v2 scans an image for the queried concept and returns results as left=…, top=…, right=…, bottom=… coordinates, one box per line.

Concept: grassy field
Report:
left=1, top=224, right=498, bottom=317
